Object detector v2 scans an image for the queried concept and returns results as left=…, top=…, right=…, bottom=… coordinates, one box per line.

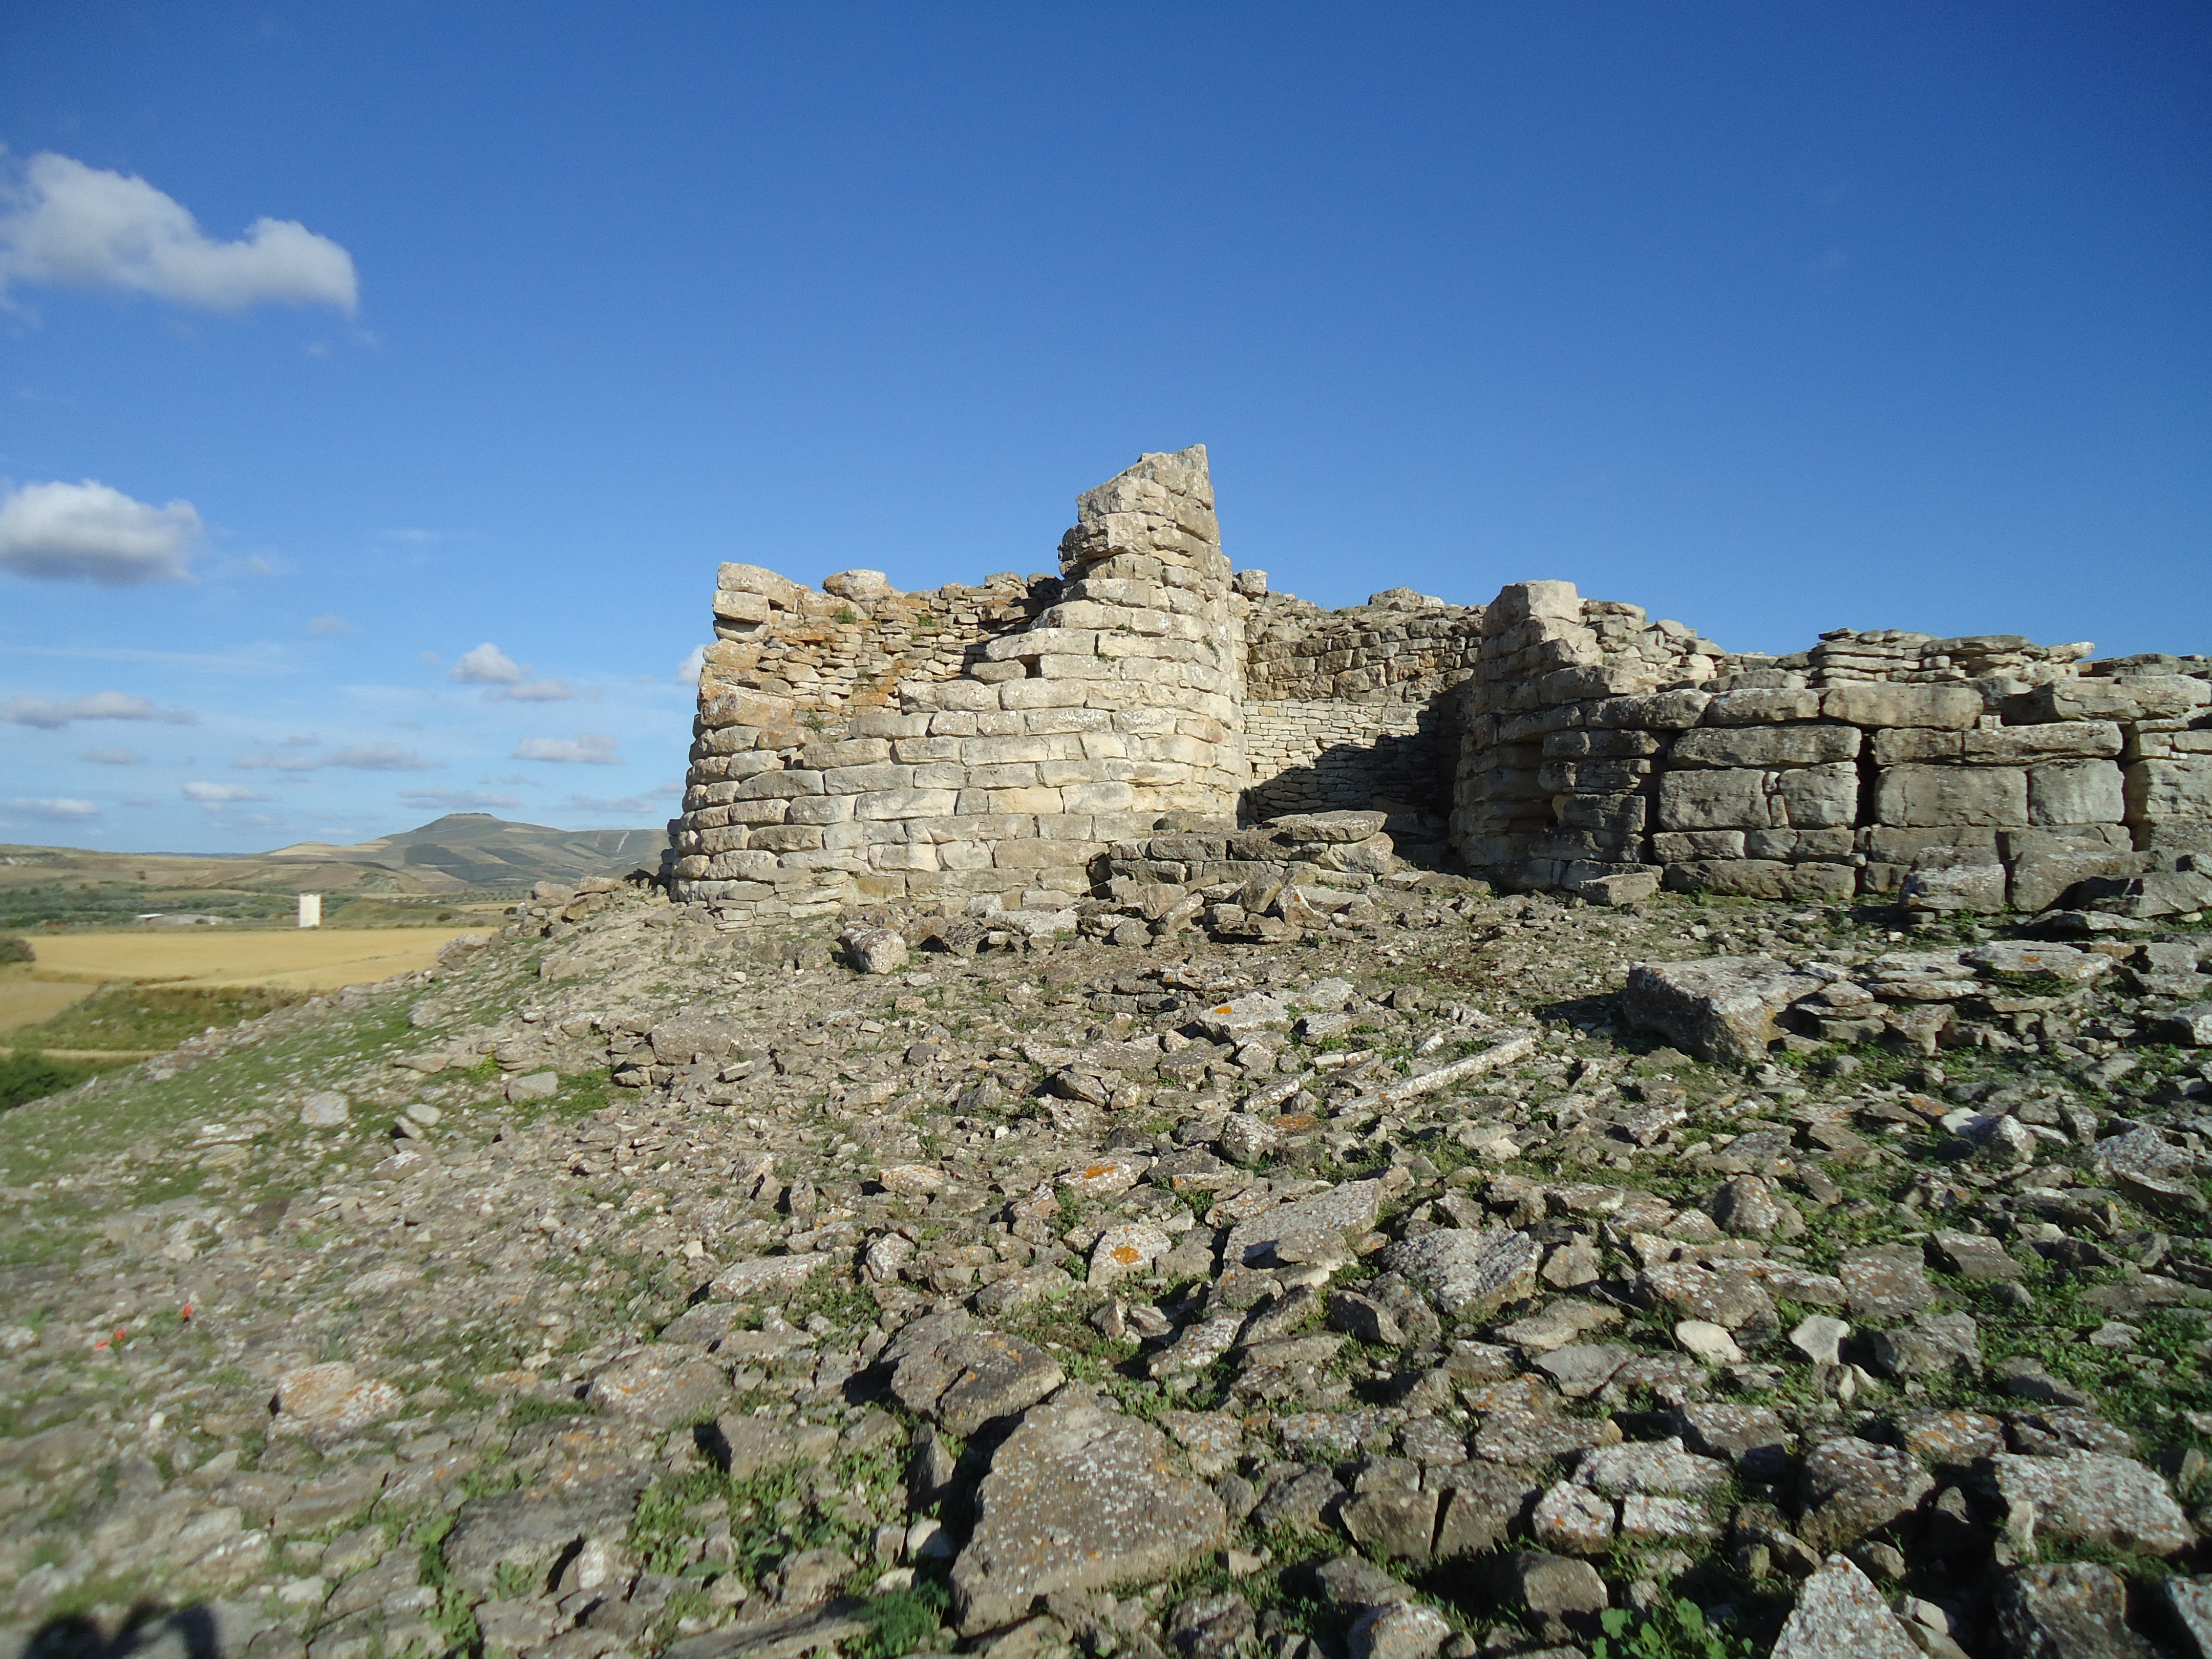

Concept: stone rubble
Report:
left=4, top=445, right=2212, bottom=1659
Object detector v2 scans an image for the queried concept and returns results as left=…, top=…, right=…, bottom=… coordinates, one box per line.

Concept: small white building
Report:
left=297, top=892, right=323, bottom=928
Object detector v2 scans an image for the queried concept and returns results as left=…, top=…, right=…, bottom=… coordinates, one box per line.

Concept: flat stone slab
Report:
left=1225, top=1178, right=1385, bottom=1268
left=1375, top=1227, right=1539, bottom=1319
left=1771, top=1555, right=1922, bottom=1659
left=585, top=1346, right=733, bottom=1428
left=951, top=1400, right=1225, bottom=1631
left=1622, top=956, right=1821, bottom=1064
left=708, top=1252, right=838, bottom=1301
left=442, top=1478, right=644, bottom=1590
left=1990, top=1451, right=2196, bottom=1557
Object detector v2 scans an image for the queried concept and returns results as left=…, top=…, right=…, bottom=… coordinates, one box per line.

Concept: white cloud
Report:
left=80, top=747, right=145, bottom=764
left=329, top=743, right=438, bottom=771
left=0, top=151, right=357, bottom=313
left=514, top=732, right=622, bottom=765
left=399, top=788, right=521, bottom=811
left=677, top=644, right=707, bottom=686
left=0, top=480, right=200, bottom=584
left=566, top=783, right=680, bottom=816
left=307, top=614, right=354, bottom=635
left=183, top=781, right=269, bottom=803
left=489, top=678, right=582, bottom=701
left=7, top=796, right=98, bottom=820
left=233, top=752, right=320, bottom=772
left=450, top=642, right=528, bottom=685
left=234, top=741, right=438, bottom=772
left=1, top=689, right=198, bottom=728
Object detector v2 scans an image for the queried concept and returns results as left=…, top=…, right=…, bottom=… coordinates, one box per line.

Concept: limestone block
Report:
left=822, top=762, right=915, bottom=795
left=1034, top=653, right=1117, bottom=679
left=1821, top=683, right=1983, bottom=730
left=926, top=711, right=981, bottom=737
left=1743, top=827, right=1853, bottom=860
left=1774, top=763, right=1859, bottom=826
left=869, top=842, right=940, bottom=871
left=1672, top=725, right=1860, bottom=769
left=2126, top=756, right=2212, bottom=826
left=786, top=795, right=856, bottom=824
left=892, top=736, right=964, bottom=763
left=994, top=839, right=1091, bottom=868
left=2028, top=760, right=2125, bottom=826
left=965, top=786, right=1062, bottom=817
left=855, top=788, right=960, bottom=821
left=1701, top=689, right=1821, bottom=726
left=1662, top=861, right=1857, bottom=902
left=750, top=825, right=824, bottom=853
left=1556, top=794, right=1648, bottom=834
left=847, top=710, right=931, bottom=738
left=1543, top=728, right=1663, bottom=758
left=1062, top=782, right=1137, bottom=813
left=1540, top=757, right=1652, bottom=793
left=823, top=568, right=894, bottom=600
left=800, top=738, right=892, bottom=770
left=1875, top=764, right=2028, bottom=827
left=1657, top=769, right=1772, bottom=830
left=711, top=588, right=770, bottom=624
left=1651, top=830, right=1745, bottom=861
left=911, top=762, right=969, bottom=789
left=736, top=769, right=825, bottom=799
left=2010, top=675, right=2210, bottom=723
left=967, top=763, right=1041, bottom=789
left=717, top=562, right=805, bottom=607
left=703, top=850, right=780, bottom=881
left=1587, top=689, right=1710, bottom=729
left=1481, top=581, right=1583, bottom=634
left=998, top=680, right=1090, bottom=710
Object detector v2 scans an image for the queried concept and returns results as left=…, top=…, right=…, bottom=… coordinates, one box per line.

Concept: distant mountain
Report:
left=0, top=815, right=669, bottom=926
left=261, top=814, right=669, bottom=891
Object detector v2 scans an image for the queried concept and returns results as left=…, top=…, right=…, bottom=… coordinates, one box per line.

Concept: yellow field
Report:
left=15, top=927, right=483, bottom=994
left=0, top=974, right=99, bottom=1033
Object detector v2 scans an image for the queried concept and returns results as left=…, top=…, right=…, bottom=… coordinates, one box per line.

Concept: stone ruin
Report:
left=667, top=444, right=2212, bottom=921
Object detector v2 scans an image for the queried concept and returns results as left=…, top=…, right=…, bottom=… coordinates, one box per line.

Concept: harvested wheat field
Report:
left=18, top=925, right=482, bottom=993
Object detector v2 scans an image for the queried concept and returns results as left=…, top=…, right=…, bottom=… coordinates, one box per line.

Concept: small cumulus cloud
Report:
left=236, top=742, right=439, bottom=772
left=6, top=796, right=98, bottom=820
left=490, top=678, right=585, bottom=702
left=514, top=732, right=621, bottom=765
left=1, top=690, right=198, bottom=728
left=80, top=747, right=144, bottom=765
left=0, top=480, right=200, bottom=584
left=183, top=781, right=269, bottom=803
left=329, top=743, right=438, bottom=771
left=306, top=614, right=354, bottom=635
left=399, top=788, right=521, bottom=811
left=677, top=645, right=707, bottom=686
left=450, top=642, right=528, bottom=685
left=0, top=150, right=358, bottom=313
left=565, top=782, right=679, bottom=816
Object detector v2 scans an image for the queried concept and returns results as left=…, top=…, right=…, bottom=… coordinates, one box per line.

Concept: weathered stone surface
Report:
left=709, top=1252, right=838, bottom=1300
left=273, top=1364, right=402, bottom=1434
left=1839, top=1245, right=1938, bottom=1323
left=585, top=1347, right=732, bottom=1428
left=1374, top=1227, right=1540, bottom=1319
left=1225, top=1179, right=1385, bottom=1268
left=951, top=1400, right=1226, bottom=1631
left=1989, top=1451, right=2195, bottom=1556
left=1622, top=956, right=1821, bottom=1064
left=1997, top=1562, right=2158, bottom=1659
left=888, top=1316, right=1066, bottom=1437
left=1487, top=1552, right=1609, bottom=1645
left=1796, top=1436, right=1933, bottom=1552
left=443, top=1480, right=644, bottom=1590
left=1770, top=1555, right=1922, bottom=1659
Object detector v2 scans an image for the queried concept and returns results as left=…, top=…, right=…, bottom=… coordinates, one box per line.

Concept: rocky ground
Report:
left=4, top=866, right=2212, bottom=1659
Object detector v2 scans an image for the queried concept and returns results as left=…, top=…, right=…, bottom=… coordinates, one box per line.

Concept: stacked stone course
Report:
left=1451, top=580, right=2212, bottom=906
left=669, top=447, right=2212, bottom=923
left=669, top=446, right=1252, bottom=920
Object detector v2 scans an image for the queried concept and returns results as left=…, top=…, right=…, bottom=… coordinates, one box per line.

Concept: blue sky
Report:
left=1, top=3, right=2206, bottom=854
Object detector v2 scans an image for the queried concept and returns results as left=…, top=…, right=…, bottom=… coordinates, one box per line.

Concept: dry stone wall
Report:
left=668, top=446, right=2211, bottom=924
left=1449, top=580, right=2212, bottom=908
left=668, top=446, right=1251, bottom=919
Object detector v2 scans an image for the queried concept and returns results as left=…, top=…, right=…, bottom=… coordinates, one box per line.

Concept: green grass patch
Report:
left=7, top=981, right=303, bottom=1052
